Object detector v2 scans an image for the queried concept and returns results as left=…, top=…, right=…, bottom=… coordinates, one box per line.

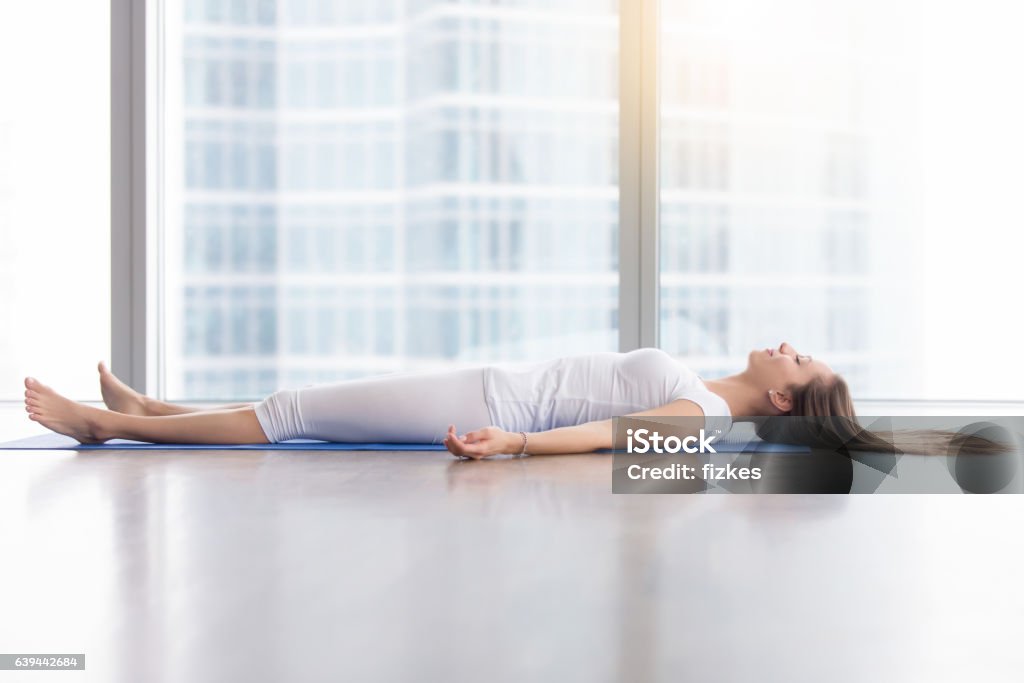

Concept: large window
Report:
left=659, top=0, right=1024, bottom=400
left=0, top=3, right=110, bottom=400
left=163, top=0, right=619, bottom=400
left=144, top=0, right=1024, bottom=403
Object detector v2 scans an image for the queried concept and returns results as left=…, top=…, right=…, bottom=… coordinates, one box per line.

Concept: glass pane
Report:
left=0, top=4, right=110, bottom=400
left=659, top=0, right=1024, bottom=400
left=163, top=0, right=619, bottom=400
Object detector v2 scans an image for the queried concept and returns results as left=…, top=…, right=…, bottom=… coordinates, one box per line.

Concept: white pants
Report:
left=253, top=367, right=493, bottom=443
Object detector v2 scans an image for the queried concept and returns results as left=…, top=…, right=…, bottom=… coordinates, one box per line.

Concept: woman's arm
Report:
left=443, top=399, right=707, bottom=459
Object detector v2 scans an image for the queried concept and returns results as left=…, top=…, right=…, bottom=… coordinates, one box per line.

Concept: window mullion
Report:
left=619, top=0, right=660, bottom=352
left=111, top=0, right=162, bottom=397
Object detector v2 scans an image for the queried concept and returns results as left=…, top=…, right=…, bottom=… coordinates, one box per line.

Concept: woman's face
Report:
left=747, top=342, right=834, bottom=400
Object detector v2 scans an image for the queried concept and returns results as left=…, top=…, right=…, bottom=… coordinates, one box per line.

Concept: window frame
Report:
left=619, top=0, right=661, bottom=353
left=111, top=0, right=660, bottom=398
left=111, top=0, right=164, bottom=395
left=110, top=0, right=1020, bottom=405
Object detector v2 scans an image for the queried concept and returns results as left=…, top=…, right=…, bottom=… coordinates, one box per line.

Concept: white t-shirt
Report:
left=482, top=347, right=733, bottom=435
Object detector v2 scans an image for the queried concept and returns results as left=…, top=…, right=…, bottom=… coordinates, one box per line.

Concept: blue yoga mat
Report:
left=0, top=433, right=808, bottom=453
left=0, top=434, right=446, bottom=451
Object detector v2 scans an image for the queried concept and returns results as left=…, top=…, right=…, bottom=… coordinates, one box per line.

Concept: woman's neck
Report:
left=701, top=374, right=763, bottom=419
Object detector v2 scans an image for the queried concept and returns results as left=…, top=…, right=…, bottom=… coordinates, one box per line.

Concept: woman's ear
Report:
left=768, top=388, right=792, bottom=413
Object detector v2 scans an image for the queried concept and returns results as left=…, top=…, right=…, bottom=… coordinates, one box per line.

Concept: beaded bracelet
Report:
left=517, top=431, right=528, bottom=457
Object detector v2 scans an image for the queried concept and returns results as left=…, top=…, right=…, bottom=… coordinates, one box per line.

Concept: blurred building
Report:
left=658, top=0, right=921, bottom=395
left=173, top=0, right=919, bottom=400
left=174, top=0, right=618, bottom=399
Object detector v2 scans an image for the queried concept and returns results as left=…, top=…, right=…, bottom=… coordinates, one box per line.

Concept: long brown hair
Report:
left=754, top=375, right=1013, bottom=455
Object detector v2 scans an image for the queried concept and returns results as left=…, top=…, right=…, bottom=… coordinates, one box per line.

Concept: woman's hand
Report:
left=443, top=424, right=518, bottom=460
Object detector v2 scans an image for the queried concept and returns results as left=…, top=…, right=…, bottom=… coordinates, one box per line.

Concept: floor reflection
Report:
left=2, top=448, right=1023, bottom=682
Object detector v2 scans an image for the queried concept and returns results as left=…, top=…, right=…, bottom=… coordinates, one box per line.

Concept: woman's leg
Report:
left=98, top=362, right=251, bottom=416
left=26, top=378, right=268, bottom=444
left=253, top=366, right=493, bottom=444
left=27, top=365, right=492, bottom=445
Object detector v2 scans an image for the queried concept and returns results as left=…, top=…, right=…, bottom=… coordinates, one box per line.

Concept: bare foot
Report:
left=98, top=361, right=149, bottom=416
left=24, top=377, right=108, bottom=444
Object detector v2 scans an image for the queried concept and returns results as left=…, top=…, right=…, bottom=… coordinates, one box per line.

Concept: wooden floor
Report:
left=1, top=442, right=1023, bottom=682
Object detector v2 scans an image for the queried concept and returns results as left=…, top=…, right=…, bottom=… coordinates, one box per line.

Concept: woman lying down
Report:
left=22, top=343, right=1000, bottom=458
